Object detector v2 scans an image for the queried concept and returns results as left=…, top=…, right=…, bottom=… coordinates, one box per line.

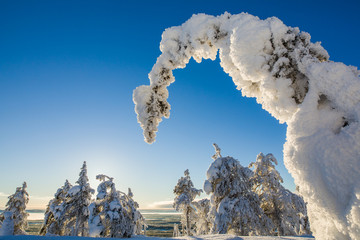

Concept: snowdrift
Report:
left=0, top=234, right=314, bottom=240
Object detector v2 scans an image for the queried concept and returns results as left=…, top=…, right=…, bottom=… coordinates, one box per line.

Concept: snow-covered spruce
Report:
left=193, top=198, right=211, bottom=235
left=249, top=153, right=311, bottom=236
left=62, top=162, right=94, bottom=236
left=133, top=12, right=360, bottom=240
left=88, top=175, right=145, bottom=238
left=0, top=182, right=29, bottom=235
left=204, top=145, right=273, bottom=236
left=127, top=188, right=147, bottom=236
left=173, top=169, right=202, bottom=236
left=39, top=180, right=72, bottom=236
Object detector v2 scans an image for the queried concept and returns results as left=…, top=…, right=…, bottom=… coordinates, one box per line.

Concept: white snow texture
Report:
left=133, top=12, right=360, bottom=240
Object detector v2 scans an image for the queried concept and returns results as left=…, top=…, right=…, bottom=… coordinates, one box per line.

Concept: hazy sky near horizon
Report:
left=0, top=0, right=359, bottom=209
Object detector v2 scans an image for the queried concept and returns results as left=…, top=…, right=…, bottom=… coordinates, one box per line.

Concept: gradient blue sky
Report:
left=0, top=0, right=359, bottom=209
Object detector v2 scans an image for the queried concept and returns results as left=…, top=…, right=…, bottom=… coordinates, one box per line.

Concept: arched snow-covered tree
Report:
left=0, top=182, right=29, bottom=235
left=250, top=153, right=311, bottom=236
left=39, top=179, right=72, bottom=236
left=133, top=12, right=360, bottom=240
left=204, top=144, right=273, bottom=236
left=63, top=161, right=94, bottom=236
left=173, top=169, right=202, bottom=236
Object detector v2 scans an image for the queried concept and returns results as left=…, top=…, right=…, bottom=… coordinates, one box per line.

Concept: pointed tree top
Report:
left=212, top=143, right=222, bottom=160
left=76, top=161, right=90, bottom=186
left=128, top=188, right=133, bottom=198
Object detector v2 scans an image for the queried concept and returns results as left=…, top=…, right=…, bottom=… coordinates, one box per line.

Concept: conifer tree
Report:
left=193, top=198, right=211, bottom=235
left=127, top=188, right=147, bottom=235
left=204, top=144, right=273, bottom=236
left=88, top=174, right=137, bottom=238
left=39, top=180, right=72, bottom=236
left=173, top=223, right=180, bottom=237
left=0, top=212, right=14, bottom=236
left=173, top=169, right=202, bottom=236
left=249, top=153, right=311, bottom=236
left=0, top=182, right=29, bottom=235
left=63, top=161, right=94, bottom=236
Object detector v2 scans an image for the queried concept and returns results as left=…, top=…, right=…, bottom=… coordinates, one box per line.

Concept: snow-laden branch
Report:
left=133, top=12, right=360, bottom=239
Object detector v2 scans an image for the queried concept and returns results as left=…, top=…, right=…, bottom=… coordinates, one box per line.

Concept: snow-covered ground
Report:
left=0, top=235, right=314, bottom=240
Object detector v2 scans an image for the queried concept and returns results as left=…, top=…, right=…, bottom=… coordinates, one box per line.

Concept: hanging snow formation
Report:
left=133, top=12, right=360, bottom=240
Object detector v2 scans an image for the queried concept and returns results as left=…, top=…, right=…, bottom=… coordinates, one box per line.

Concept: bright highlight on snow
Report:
left=133, top=12, right=360, bottom=240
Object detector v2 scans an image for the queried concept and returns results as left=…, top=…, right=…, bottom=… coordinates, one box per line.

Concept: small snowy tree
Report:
left=63, top=161, right=94, bottom=236
left=0, top=211, right=14, bottom=236
left=88, top=174, right=137, bottom=238
left=0, top=182, right=29, bottom=235
left=173, top=169, right=202, bottom=236
left=204, top=144, right=273, bottom=236
left=127, top=188, right=147, bottom=235
left=173, top=223, right=180, bottom=237
left=193, top=198, right=211, bottom=235
left=39, top=179, right=72, bottom=236
left=249, top=153, right=311, bottom=236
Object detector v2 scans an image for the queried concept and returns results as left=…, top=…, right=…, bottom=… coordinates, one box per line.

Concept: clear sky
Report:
left=0, top=0, right=359, bottom=210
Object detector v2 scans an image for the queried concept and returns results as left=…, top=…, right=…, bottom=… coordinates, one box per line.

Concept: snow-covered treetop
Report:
left=173, top=169, right=202, bottom=210
left=5, top=182, right=29, bottom=211
left=54, top=179, right=72, bottom=199
left=249, top=153, right=283, bottom=192
left=211, top=143, right=222, bottom=160
left=76, top=161, right=90, bottom=186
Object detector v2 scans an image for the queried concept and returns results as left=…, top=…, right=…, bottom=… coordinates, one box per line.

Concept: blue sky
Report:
left=0, top=0, right=359, bottom=209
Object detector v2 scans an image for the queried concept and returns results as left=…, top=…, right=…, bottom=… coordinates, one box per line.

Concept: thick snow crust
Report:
left=0, top=235, right=315, bottom=240
left=133, top=12, right=360, bottom=240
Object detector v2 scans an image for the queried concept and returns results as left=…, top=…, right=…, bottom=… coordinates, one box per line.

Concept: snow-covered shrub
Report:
left=193, top=198, right=211, bottom=235
left=204, top=145, right=273, bottom=236
left=133, top=12, right=360, bottom=240
left=39, top=180, right=72, bottom=236
left=173, top=223, right=180, bottom=237
left=88, top=174, right=143, bottom=238
left=0, top=211, right=14, bottom=236
left=250, top=153, right=311, bottom=236
left=173, top=169, right=202, bottom=236
left=0, top=182, right=29, bottom=235
left=62, top=161, right=94, bottom=236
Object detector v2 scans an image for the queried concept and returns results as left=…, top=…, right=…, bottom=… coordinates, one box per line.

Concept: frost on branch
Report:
left=133, top=12, right=360, bottom=240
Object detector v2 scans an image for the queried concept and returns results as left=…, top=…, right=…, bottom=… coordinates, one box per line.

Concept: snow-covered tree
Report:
left=193, top=198, right=211, bottom=235
left=39, top=179, right=72, bottom=236
left=173, top=223, right=180, bottom=237
left=63, top=161, right=94, bottom=236
left=204, top=145, right=273, bottom=236
left=0, top=211, right=14, bottom=236
left=133, top=12, right=360, bottom=240
left=127, top=188, right=147, bottom=235
left=249, top=153, right=311, bottom=236
left=173, top=169, right=202, bottom=236
left=0, top=182, right=29, bottom=235
left=88, top=174, right=138, bottom=238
